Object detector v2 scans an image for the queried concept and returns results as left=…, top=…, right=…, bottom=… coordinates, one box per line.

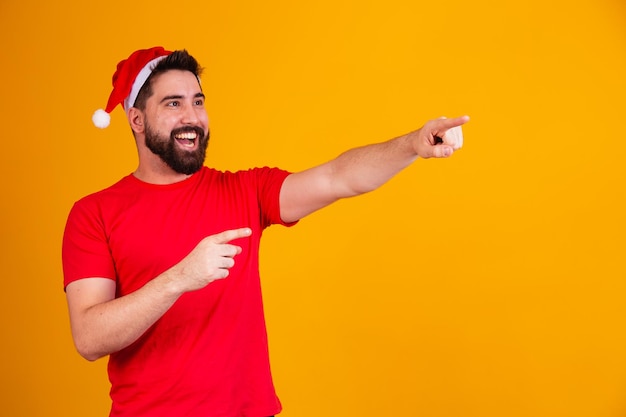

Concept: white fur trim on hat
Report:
left=123, top=56, right=168, bottom=113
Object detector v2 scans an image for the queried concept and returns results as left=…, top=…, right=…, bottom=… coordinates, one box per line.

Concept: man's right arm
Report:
left=65, top=227, right=252, bottom=361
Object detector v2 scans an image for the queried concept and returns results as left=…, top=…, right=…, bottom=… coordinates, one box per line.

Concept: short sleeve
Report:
left=62, top=198, right=116, bottom=290
left=253, top=167, right=298, bottom=229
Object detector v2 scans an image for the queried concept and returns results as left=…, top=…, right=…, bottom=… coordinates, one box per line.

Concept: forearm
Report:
left=68, top=272, right=183, bottom=361
left=330, top=132, right=418, bottom=197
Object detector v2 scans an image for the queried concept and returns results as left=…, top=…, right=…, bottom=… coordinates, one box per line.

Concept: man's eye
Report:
left=194, top=99, right=204, bottom=106
left=167, top=101, right=180, bottom=107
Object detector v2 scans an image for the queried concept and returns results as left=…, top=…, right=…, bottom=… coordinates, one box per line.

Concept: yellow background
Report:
left=1, top=0, right=625, bottom=416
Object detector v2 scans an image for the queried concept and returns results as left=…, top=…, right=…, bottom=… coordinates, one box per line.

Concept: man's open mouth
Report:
left=174, top=131, right=197, bottom=147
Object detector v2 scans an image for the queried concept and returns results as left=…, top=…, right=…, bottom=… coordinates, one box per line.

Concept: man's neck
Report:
left=133, top=162, right=193, bottom=185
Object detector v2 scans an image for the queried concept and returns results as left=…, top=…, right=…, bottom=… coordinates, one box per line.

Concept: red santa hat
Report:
left=92, top=46, right=172, bottom=128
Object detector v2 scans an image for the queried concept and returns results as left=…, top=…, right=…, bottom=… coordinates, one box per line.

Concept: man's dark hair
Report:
left=133, top=50, right=204, bottom=111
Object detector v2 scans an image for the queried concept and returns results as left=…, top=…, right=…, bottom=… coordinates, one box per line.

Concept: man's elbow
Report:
left=73, top=338, right=107, bottom=362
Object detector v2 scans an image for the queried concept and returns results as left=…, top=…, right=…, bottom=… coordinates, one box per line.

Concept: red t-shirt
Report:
left=62, top=166, right=295, bottom=417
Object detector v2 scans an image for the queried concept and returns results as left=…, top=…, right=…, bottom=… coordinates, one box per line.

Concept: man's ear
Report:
left=128, top=107, right=145, bottom=134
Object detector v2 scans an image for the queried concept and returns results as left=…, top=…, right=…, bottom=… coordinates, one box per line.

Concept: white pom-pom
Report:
left=92, top=109, right=111, bottom=128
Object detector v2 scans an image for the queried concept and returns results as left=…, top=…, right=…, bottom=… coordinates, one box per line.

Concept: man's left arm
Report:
left=280, top=115, right=469, bottom=223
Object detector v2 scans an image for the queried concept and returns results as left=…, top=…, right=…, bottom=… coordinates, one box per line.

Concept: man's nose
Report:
left=181, top=104, right=200, bottom=124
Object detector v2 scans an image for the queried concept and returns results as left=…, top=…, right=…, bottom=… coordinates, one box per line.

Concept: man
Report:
left=62, top=46, right=468, bottom=417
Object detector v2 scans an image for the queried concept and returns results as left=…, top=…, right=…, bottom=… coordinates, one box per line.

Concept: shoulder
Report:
left=67, top=174, right=138, bottom=223
left=199, top=166, right=291, bottom=186
left=75, top=175, right=135, bottom=203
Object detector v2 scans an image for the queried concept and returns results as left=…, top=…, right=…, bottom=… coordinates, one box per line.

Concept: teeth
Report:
left=175, top=132, right=197, bottom=140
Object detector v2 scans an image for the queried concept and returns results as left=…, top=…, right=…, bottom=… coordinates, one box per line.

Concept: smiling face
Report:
left=138, top=69, right=210, bottom=175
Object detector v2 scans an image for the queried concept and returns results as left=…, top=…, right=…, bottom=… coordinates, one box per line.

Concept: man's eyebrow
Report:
left=159, top=92, right=205, bottom=104
left=160, top=95, right=183, bottom=104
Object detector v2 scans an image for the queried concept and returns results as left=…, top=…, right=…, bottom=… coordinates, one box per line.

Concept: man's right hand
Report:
left=167, top=227, right=253, bottom=293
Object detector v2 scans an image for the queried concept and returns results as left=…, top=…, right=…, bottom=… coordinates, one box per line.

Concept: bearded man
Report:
left=62, top=47, right=468, bottom=417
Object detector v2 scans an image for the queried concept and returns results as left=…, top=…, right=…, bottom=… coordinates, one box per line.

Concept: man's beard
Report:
left=144, top=122, right=209, bottom=175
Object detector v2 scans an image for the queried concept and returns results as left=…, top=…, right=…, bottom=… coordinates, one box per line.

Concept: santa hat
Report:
left=92, top=46, right=172, bottom=128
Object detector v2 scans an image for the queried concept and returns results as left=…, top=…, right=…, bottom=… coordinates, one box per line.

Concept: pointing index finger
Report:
left=211, top=227, right=253, bottom=244
left=437, top=115, right=470, bottom=130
